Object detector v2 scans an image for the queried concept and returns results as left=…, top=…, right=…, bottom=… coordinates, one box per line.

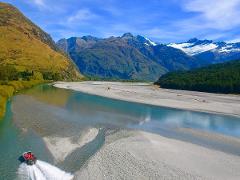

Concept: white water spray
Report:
left=17, top=160, right=73, bottom=180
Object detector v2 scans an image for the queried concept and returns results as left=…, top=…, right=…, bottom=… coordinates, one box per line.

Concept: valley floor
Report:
left=52, top=81, right=240, bottom=179
left=54, top=81, right=240, bottom=117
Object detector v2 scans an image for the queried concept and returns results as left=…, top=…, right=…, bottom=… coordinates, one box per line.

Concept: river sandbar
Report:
left=74, top=130, right=240, bottom=180
left=54, top=81, right=240, bottom=117
left=43, top=128, right=99, bottom=162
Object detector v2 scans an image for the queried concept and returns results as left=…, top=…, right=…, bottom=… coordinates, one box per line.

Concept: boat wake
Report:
left=17, top=160, right=73, bottom=180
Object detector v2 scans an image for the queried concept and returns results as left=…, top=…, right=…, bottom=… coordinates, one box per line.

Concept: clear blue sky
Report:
left=4, top=0, right=240, bottom=43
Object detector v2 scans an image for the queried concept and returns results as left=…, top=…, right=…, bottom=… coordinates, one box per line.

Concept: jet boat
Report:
left=20, top=151, right=37, bottom=165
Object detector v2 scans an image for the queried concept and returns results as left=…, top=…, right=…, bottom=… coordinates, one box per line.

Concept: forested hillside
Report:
left=155, top=60, right=240, bottom=94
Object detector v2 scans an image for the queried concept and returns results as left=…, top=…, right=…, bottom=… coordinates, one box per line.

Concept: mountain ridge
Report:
left=168, top=38, right=240, bottom=65
left=0, top=2, right=82, bottom=80
left=58, top=35, right=240, bottom=81
left=57, top=34, right=197, bottom=81
left=0, top=2, right=84, bottom=119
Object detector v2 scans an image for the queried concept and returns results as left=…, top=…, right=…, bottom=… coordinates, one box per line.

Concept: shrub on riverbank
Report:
left=0, top=96, right=7, bottom=119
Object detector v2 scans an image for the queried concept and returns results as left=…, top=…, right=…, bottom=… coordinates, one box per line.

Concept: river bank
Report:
left=0, top=80, right=47, bottom=119
left=54, top=81, right=240, bottom=117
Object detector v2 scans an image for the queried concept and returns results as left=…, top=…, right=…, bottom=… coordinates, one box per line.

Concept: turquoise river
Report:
left=0, top=84, right=240, bottom=179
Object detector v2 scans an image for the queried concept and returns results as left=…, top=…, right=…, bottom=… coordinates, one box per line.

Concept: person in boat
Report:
left=19, top=151, right=37, bottom=165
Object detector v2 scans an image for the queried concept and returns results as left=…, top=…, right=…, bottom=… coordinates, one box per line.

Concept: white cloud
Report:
left=183, top=0, right=240, bottom=30
left=32, top=0, right=45, bottom=6
left=67, top=9, right=97, bottom=23
left=153, top=0, right=240, bottom=42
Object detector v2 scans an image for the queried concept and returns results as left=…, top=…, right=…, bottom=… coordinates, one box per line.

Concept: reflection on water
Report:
left=134, top=109, right=240, bottom=137
left=1, top=84, right=240, bottom=179
left=24, top=85, right=72, bottom=107
left=19, top=84, right=240, bottom=138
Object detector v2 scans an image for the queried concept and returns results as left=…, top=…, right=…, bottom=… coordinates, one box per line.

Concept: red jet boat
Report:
left=21, top=151, right=37, bottom=165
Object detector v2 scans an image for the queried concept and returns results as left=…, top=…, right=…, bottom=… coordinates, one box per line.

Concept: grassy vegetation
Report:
left=155, top=60, right=240, bottom=94
left=0, top=65, right=69, bottom=119
left=0, top=96, right=8, bottom=119
left=0, top=2, right=82, bottom=81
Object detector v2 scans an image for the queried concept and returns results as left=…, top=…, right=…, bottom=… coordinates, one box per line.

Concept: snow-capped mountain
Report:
left=121, top=33, right=158, bottom=46
left=217, top=42, right=240, bottom=53
left=144, top=37, right=157, bottom=46
left=168, top=38, right=240, bottom=65
left=57, top=33, right=196, bottom=81
left=168, top=38, right=217, bottom=56
left=168, top=38, right=240, bottom=56
left=57, top=34, right=240, bottom=81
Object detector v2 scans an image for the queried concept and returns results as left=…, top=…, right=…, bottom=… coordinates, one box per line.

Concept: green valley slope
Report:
left=0, top=2, right=83, bottom=118
left=0, top=2, right=82, bottom=80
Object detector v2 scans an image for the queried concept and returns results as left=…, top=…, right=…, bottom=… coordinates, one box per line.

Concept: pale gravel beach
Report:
left=74, top=130, right=240, bottom=180
left=53, top=81, right=240, bottom=180
left=44, top=128, right=99, bottom=162
left=54, top=81, right=240, bottom=117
